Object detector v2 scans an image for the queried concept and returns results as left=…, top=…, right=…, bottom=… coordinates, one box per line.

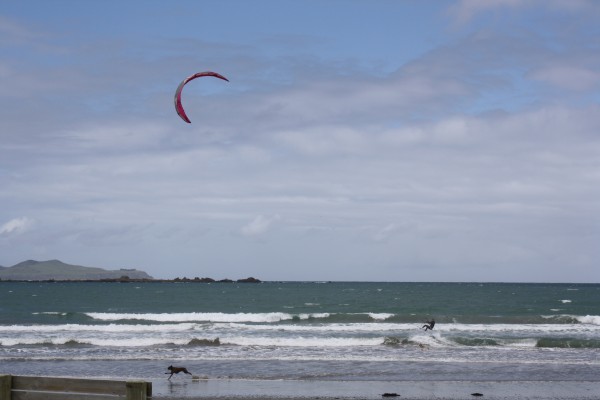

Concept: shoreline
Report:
left=0, top=277, right=262, bottom=283
left=5, top=376, right=600, bottom=400
left=150, top=378, right=600, bottom=399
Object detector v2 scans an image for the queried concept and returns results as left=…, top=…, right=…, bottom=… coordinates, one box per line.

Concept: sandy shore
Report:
left=151, top=379, right=600, bottom=399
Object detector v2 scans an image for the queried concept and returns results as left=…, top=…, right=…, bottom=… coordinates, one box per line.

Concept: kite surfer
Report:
left=422, top=319, right=435, bottom=331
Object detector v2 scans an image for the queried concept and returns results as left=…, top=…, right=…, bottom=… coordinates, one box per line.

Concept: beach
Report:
left=150, top=378, right=600, bottom=399
left=5, top=356, right=600, bottom=399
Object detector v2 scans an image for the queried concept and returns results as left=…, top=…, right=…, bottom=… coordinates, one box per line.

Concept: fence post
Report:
left=0, top=375, right=11, bottom=400
left=126, top=380, right=148, bottom=400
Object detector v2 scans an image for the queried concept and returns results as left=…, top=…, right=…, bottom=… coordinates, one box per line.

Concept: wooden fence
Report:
left=0, top=375, right=152, bottom=400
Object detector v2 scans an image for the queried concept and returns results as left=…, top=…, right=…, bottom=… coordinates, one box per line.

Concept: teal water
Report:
left=1, top=281, right=599, bottom=382
left=2, top=281, right=598, bottom=323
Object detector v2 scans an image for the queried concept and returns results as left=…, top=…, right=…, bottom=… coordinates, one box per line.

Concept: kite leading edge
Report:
left=174, top=71, right=229, bottom=123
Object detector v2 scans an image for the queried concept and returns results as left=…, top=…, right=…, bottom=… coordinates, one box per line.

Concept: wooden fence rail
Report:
left=0, top=375, right=152, bottom=400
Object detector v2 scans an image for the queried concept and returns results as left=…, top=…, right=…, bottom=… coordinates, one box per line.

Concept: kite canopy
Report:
left=174, top=71, right=229, bottom=123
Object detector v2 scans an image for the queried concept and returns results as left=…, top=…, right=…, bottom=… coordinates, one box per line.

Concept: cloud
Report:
left=372, top=224, right=399, bottom=242
left=450, top=0, right=599, bottom=24
left=0, top=16, right=43, bottom=45
left=0, top=217, right=34, bottom=237
left=530, top=65, right=600, bottom=92
left=240, top=215, right=280, bottom=237
left=449, top=0, right=527, bottom=24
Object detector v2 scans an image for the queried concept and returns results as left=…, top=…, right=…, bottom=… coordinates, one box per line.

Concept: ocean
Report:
left=1, top=281, right=600, bottom=393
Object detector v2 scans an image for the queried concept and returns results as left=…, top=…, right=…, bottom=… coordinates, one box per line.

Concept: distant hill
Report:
left=0, top=259, right=153, bottom=281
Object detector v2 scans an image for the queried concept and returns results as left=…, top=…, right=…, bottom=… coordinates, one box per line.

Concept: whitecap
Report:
left=222, top=336, right=382, bottom=347
left=576, top=315, right=600, bottom=325
left=297, top=313, right=330, bottom=320
left=85, top=312, right=294, bottom=323
left=368, top=313, right=394, bottom=321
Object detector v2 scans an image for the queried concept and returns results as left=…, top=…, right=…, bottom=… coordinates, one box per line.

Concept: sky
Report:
left=1, top=0, right=599, bottom=282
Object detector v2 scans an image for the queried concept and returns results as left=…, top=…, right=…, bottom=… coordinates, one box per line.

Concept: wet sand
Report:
left=151, top=378, right=600, bottom=399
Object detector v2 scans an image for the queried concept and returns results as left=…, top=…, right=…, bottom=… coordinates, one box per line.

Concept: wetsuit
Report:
left=422, top=320, right=435, bottom=331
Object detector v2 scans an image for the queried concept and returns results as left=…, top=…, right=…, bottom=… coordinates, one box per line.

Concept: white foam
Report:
left=576, top=315, right=600, bottom=325
left=501, top=338, right=538, bottom=348
left=560, top=299, right=572, bottom=303
left=4, top=320, right=600, bottom=336
left=408, top=332, right=454, bottom=348
left=225, top=322, right=408, bottom=332
left=368, top=313, right=394, bottom=321
left=32, top=312, right=68, bottom=316
left=0, top=338, right=57, bottom=346
left=222, top=336, right=382, bottom=347
left=85, top=312, right=295, bottom=323
left=297, top=313, right=330, bottom=320
left=83, top=312, right=337, bottom=323
left=0, top=334, right=381, bottom=348
left=0, top=337, right=185, bottom=347
left=0, top=323, right=197, bottom=333
left=3, top=315, right=600, bottom=354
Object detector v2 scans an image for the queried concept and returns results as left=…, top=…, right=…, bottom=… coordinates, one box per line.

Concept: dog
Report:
left=165, top=365, right=192, bottom=380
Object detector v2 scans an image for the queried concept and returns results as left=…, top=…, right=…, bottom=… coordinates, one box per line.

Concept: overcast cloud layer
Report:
left=1, top=1, right=599, bottom=281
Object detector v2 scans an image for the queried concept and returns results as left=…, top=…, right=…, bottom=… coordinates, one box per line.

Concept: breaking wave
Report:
left=84, top=312, right=329, bottom=323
